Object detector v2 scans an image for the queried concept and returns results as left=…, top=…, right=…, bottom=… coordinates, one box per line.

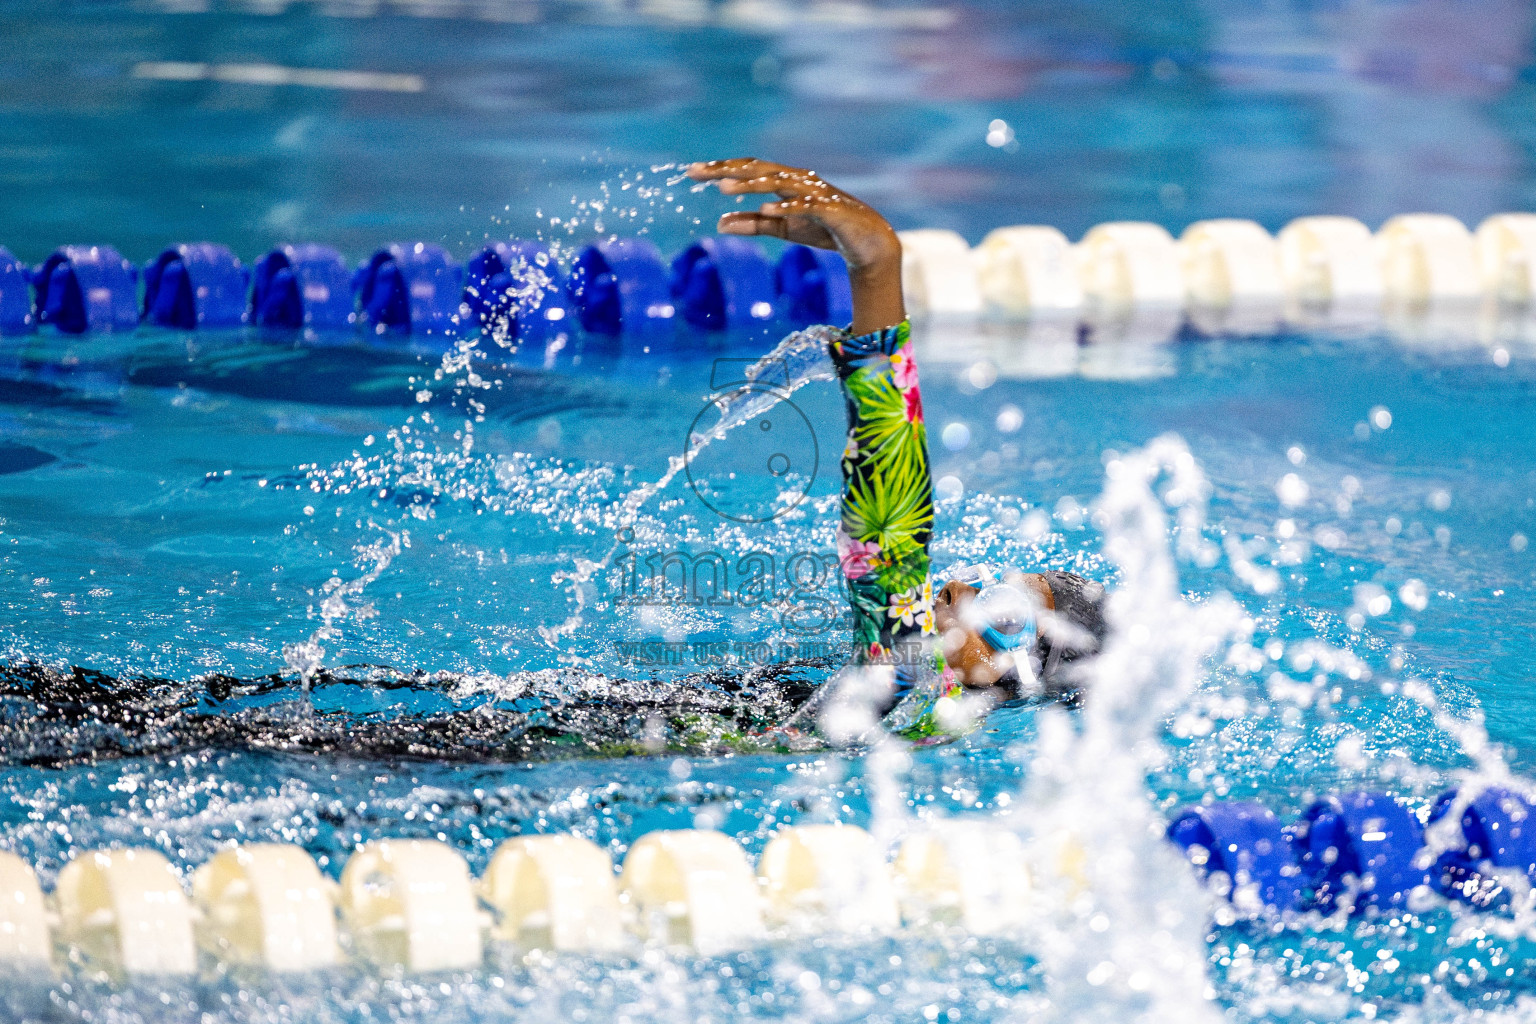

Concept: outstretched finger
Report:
left=716, top=173, right=831, bottom=200
left=689, top=159, right=828, bottom=198
left=717, top=211, right=791, bottom=239
left=756, top=196, right=871, bottom=228
left=687, top=157, right=797, bottom=181
left=719, top=201, right=841, bottom=250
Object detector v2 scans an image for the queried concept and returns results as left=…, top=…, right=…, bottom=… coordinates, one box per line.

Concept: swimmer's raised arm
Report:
left=686, top=158, right=904, bottom=335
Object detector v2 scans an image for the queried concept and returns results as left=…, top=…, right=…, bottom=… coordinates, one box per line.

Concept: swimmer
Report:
left=687, top=158, right=1107, bottom=736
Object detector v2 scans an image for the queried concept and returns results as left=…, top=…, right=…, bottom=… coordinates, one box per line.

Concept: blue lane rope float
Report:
left=1428, top=786, right=1536, bottom=907
left=566, top=238, right=674, bottom=335
left=8, top=235, right=810, bottom=339
left=0, top=247, right=31, bottom=335
left=776, top=244, right=854, bottom=326
left=33, top=245, right=139, bottom=334
left=669, top=236, right=777, bottom=331
left=356, top=242, right=464, bottom=338
left=463, top=240, right=569, bottom=338
left=1296, top=790, right=1431, bottom=911
left=143, top=243, right=250, bottom=329
left=251, top=244, right=355, bottom=331
left=1166, top=800, right=1303, bottom=911
left=1166, top=790, right=1536, bottom=914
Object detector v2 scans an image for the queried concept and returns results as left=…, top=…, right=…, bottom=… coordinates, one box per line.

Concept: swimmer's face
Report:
left=934, top=573, right=1054, bottom=689
left=934, top=581, right=1011, bottom=687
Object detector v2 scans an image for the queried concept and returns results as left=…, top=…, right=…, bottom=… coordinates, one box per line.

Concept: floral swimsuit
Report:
left=828, top=320, right=962, bottom=738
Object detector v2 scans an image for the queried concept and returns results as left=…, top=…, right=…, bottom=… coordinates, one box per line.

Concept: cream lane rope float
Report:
left=618, top=828, right=765, bottom=954
left=55, top=847, right=198, bottom=977
left=972, top=224, right=1082, bottom=318
left=1178, top=218, right=1284, bottom=335
left=338, top=838, right=485, bottom=971
left=897, top=228, right=985, bottom=316
left=757, top=823, right=900, bottom=932
left=1076, top=221, right=1187, bottom=310
left=192, top=844, right=340, bottom=972
left=481, top=834, right=625, bottom=952
left=1375, top=213, right=1482, bottom=308
left=893, top=821, right=1034, bottom=934
left=0, top=852, right=50, bottom=976
left=1276, top=214, right=1384, bottom=317
left=1475, top=212, right=1536, bottom=308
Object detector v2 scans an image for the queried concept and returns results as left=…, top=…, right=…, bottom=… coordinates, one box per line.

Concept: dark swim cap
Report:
left=1032, top=570, right=1108, bottom=701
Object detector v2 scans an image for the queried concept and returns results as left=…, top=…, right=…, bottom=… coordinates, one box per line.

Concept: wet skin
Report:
left=686, top=158, right=906, bottom=336
left=933, top=574, right=1056, bottom=690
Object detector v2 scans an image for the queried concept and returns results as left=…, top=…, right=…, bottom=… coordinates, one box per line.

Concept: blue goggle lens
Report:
left=952, top=574, right=1037, bottom=654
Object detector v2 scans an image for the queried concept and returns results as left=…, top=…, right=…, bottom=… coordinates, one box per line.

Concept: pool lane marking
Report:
left=132, top=61, right=425, bottom=93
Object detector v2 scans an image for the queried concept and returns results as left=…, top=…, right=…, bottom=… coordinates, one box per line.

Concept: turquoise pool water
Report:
left=4, top=1, right=1536, bottom=1021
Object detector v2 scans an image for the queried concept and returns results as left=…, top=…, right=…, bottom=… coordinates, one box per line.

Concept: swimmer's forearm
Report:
left=686, top=158, right=906, bottom=334
left=847, top=241, right=906, bottom=336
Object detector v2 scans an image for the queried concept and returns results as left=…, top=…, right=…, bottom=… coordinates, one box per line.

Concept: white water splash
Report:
left=277, top=265, right=552, bottom=691
left=1006, top=436, right=1245, bottom=1024
left=461, top=250, right=560, bottom=356
left=282, top=528, right=404, bottom=697
left=537, top=325, right=839, bottom=649
left=996, top=435, right=1528, bottom=1021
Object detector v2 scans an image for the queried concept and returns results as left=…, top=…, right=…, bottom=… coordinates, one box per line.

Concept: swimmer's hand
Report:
left=687, top=158, right=904, bottom=335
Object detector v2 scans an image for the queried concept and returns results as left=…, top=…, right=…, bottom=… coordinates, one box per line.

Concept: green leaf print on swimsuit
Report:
left=830, top=320, right=936, bottom=667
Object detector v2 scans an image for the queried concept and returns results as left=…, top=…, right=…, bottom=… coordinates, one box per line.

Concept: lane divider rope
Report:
left=2, top=212, right=1534, bottom=341
left=0, top=822, right=1056, bottom=979
left=0, top=785, right=1521, bottom=980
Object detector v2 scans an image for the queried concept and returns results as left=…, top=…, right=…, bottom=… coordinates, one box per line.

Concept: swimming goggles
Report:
left=940, top=562, right=1038, bottom=654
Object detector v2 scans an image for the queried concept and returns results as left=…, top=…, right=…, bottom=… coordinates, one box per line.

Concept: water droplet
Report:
left=985, top=119, right=1015, bottom=148
left=1276, top=473, right=1309, bottom=508
left=966, top=360, right=997, bottom=389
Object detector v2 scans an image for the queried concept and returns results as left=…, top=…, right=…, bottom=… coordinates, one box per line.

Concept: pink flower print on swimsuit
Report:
left=892, top=342, right=919, bottom=391
left=837, top=528, right=882, bottom=579
left=903, top=385, right=923, bottom=425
